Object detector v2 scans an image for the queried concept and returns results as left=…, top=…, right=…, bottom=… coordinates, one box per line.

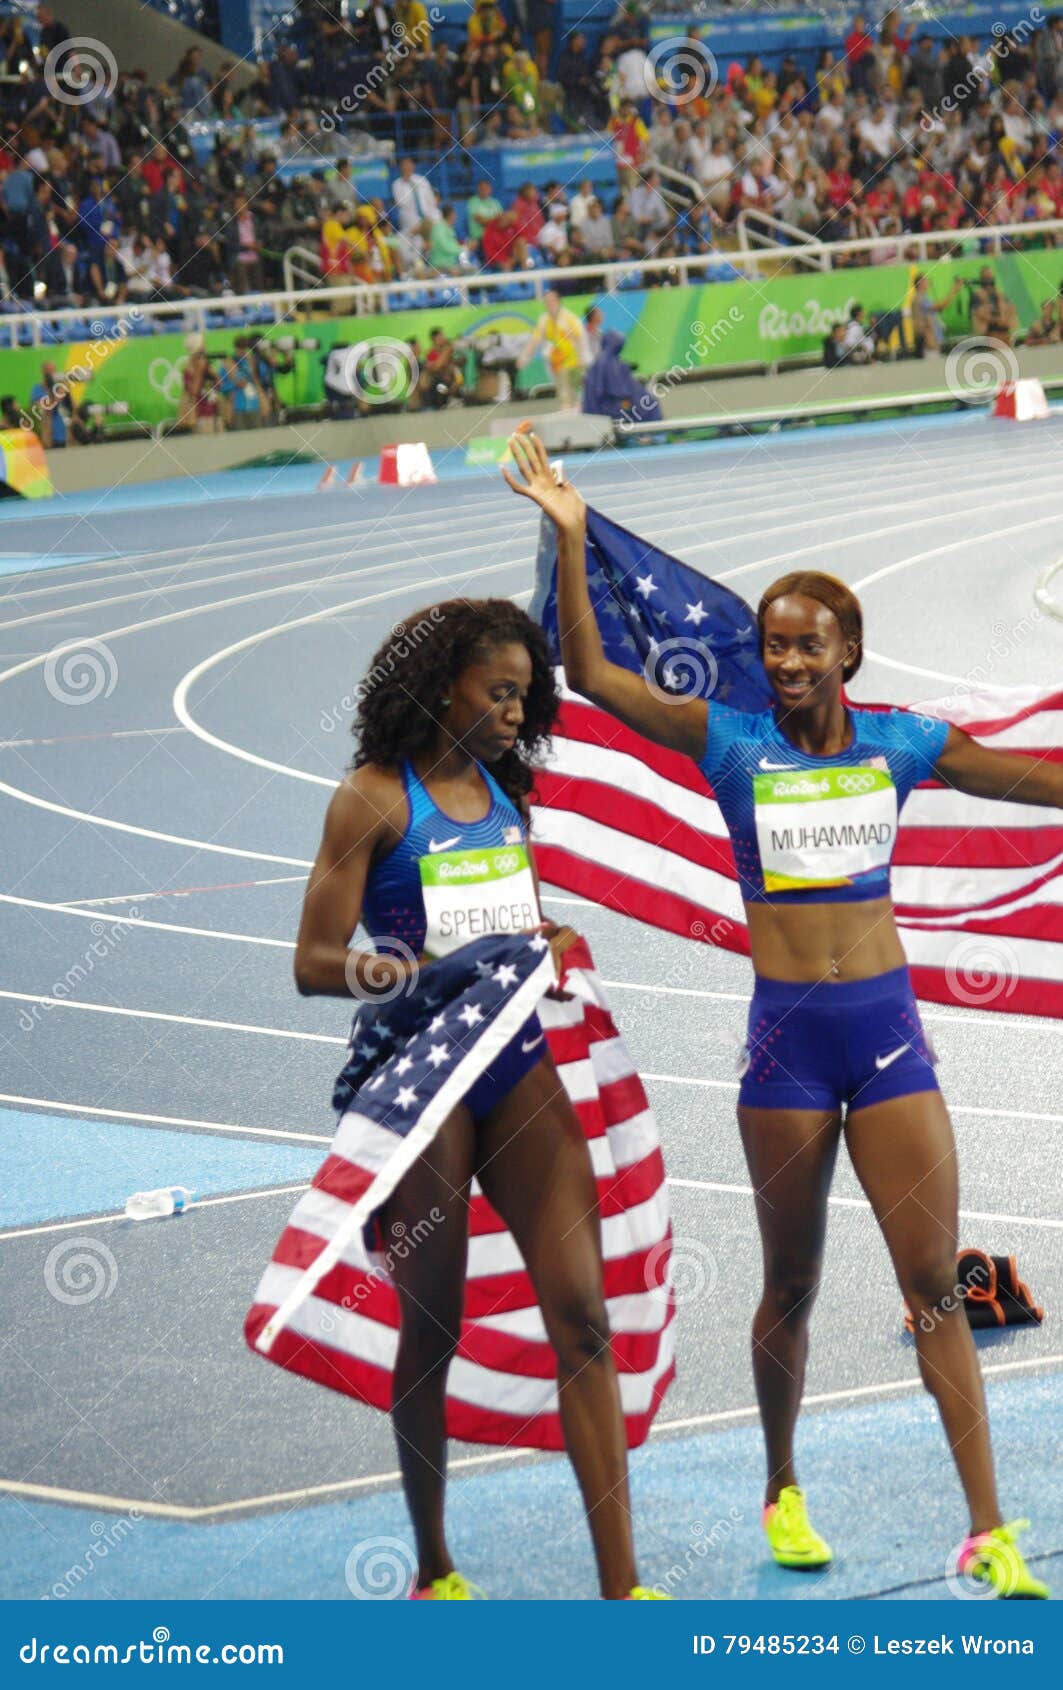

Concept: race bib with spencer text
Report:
left=419, top=843, right=542, bottom=959
left=753, top=765, right=898, bottom=893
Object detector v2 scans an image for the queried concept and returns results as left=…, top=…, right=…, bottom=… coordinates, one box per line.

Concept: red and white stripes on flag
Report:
left=245, top=938, right=675, bottom=1450
left=531, top=683, right=1063, bottom=1019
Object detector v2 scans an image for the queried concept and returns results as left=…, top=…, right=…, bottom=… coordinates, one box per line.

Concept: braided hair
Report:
left=352, top=597, right=559, bottom=804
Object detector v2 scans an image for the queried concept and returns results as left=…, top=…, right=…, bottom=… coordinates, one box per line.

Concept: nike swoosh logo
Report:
left=875, top=1045, right=909, bottom=1070
left=759, top=757, right=795, bottom=769
left=427, top=835, right=460, bottom=852
left=521, top=1033, right=545, bottom=1053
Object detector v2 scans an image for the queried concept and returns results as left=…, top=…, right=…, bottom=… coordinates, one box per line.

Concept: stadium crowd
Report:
left=2, top=3, right=1063, bottom=317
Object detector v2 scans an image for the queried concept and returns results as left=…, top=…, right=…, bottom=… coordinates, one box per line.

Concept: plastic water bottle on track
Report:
left=124, top=1186, right=195, bottom=1221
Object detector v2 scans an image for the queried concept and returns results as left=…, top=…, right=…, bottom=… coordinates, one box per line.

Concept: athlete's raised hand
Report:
left=502, top=427, right=586, bottom=533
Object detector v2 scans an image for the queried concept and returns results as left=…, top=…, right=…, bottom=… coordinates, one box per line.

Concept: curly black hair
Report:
left=351, top=598, right=560, bottom=804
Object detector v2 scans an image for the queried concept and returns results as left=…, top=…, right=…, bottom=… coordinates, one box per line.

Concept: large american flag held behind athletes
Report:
left=246, top=931, right=675, bottom=1448
left=529, top=508, right=1063, bottom=1019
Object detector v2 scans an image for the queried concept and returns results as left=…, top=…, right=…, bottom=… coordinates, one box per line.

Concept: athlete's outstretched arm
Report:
left=294, top=768, right=413, bottom=998
left=933, top=725, right=1063, bottom=807
left=502, top=429, right=707, bottom=757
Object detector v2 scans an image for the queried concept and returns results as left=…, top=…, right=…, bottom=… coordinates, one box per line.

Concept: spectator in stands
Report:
left=422, top=39, right=457, bottom=110
left=844, top=14, right=875, bottom=95
left=504, top=47, right=541, bottom=121
left=629, top=169, right=673, bottom=239
left=468, top=0, right=507, bottom=50
left=511, top=181, right=544, bottom=249
left=909, top=35, right=943, bottom=112
left=77, top=115, right=122, bottom=174
left=181, top=230, right=226, bottom=297
left=116, top=230, right=155, bottom=301
left=610, top=194, right=644, bottom=259
left=857, top=100, right=897, bottom=162
left=428, top=203, right=467, bottom=274
left=1037, top=15, right=1063, bottom=100
left=44, top=239, right=89, bottom=308
left=393, top=0, right=432, bottom=48
left=465, top=179, right=502, bottom=253
left=391, top=154, right=440, bottom=262
left=510, top=0, right=552, bottom=79
left=517, top=287, right=588, bottom=410
left=348, top=205, right=398, bottom=285
left=696, top=134, right=736, bottom=214
left=77, top=175, right=120, bottom=267
left=610, top=99, right=649, bottom=183
left=557, top=31, right=606, bottom=129
left=176, top=47, right=211, bottom=117
left=538, top=201, right=570, bottom=260
left=575, top=196, right=616, bottom=260
left=481, top=206, right=530, bottom=271
left=228, top=197, right=263, bottom=293
left=88, top=236, right=128, bottom=305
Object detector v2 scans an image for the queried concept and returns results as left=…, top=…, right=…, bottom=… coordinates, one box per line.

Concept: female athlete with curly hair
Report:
left=291, top=597, right=663, bottom=1601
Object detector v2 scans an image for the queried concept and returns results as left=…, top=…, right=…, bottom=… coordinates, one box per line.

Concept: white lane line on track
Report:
left=1, top=991, right=1058, bottom=1124
left=0, top=891, right=298, bottom=948
left=172, top=584, right=534, bottom=784
left=2, top=430, right=1047, bottom=608
left=0, top=1183, right=314, bottom=1243
left=2, top=1349, right=1058, bottom=1521
left=668, top=1176, right=1063, bottom=1228
left=0, top=556, right=527, bottom=864
left=2, top=875, right=1052, bottom=1035
left=1, top=892, right=1047, bottom=1033
left=7, top=437, right=1055, bottom=639
left=0, top=1092, right=329, bottom=1146
left=0, top=523, right=516, bottom=637
left=62, top=876, right=307, bottom=906
left=0, top=988, right=343, bottom=1045
left=0, top=727, right=188, bottom=750
left=173, top=504, right=1063, bottom=791
left=4, top=1171, right=1054, bottom=1246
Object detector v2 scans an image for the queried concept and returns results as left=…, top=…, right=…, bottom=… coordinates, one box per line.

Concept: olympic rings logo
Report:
left=493, top=852, right=520, bottom=873
left=837, top=771, right=878, bottom=795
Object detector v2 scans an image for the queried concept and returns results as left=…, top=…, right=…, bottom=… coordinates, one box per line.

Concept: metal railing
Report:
left=6, top=216, right=1063, bottom=347
left=736, top=208, right=831, bottom=271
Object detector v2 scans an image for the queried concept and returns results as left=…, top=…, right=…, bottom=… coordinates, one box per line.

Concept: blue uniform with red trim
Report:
left=698, top=703, right=951, bottom=1112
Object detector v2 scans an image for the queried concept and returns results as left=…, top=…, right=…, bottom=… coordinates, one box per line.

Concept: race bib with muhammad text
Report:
left=419, top=843, right=542, bottom=959
left=753, top=766, right=898, bottom=893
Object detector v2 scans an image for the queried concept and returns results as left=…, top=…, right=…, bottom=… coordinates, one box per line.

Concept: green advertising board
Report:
left=5, top=248, right=1062, bottom=428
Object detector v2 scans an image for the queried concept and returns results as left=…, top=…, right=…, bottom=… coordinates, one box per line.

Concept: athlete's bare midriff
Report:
left=745, top=895, right=907, bottom=983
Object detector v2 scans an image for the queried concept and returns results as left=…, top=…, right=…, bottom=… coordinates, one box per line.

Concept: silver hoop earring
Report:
left=440, top=697, right=450, bottom=708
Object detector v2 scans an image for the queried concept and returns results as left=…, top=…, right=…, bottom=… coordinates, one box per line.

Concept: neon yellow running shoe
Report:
left=626, top=1587, right=672, bottom=1599
left=958, top=1520, right=1049, bottom=1600
left=762, top=1485, right=833, bottom=1569
left=409, top=1571, right=486, bottom=1600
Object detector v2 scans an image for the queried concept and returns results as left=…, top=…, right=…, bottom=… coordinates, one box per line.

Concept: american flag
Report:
left=529, top=508, right=1063, bottom=1019
left=245, top=930, right=675, bottom=1448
